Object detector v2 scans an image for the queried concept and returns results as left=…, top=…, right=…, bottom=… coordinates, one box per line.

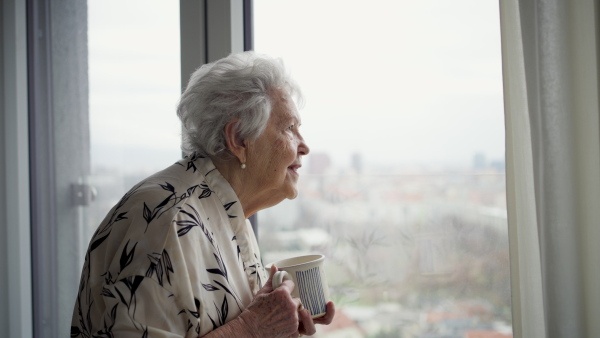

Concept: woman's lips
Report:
left=288, top=164, right=301, bottom=174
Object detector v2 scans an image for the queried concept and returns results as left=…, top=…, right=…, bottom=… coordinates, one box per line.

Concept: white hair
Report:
left=177, top=51, right=303, bottom=158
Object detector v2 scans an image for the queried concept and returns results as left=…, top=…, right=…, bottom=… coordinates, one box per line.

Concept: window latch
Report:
left=71, top=183, right=97, bottom=206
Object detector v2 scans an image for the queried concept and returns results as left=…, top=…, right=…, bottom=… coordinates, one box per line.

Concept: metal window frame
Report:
left=179, top=0, right=258, bottom=236
left=27, top=0, right=59, bottom=336
left=27, top=0, right=90, bottom=336
left=0, top=0, right=33, bottom=337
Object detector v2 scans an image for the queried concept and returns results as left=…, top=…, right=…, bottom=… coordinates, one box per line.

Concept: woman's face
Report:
left=245, top=89, right=310, bottom=204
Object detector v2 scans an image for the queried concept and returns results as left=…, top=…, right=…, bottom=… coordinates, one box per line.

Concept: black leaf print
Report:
left=198, top=183, right=213, bottom=199
left=254, top=253, right=264, bottom=287
left=103, top=271, right=114, bottom=285
left=142, top=184, right=193, bottom=232
left=233, top=236, right=240, bottom=260
left=85, top=304, right=93, bottom=336
left=188, top=309, right=200, bottom=319
left=98, top=182, right=142, bottom=233
left=196, top=323, right=202, bottom=334
left=124, top=275, right=144, bottom=296
left=223, top=201, right=238, bottom=218
left=223, top=201, right=236, bottom=210
left=114, top=212, right=128, bottom=222
left=115, top=286, right=128, bottom=307
left=202, top=283, right=220, bottom=291
left=119, top=240, right=138, bottom=272
left=188, top=297, right=201, bottom=319
left=206, top=268, right=226, bottom=278
left=186, top=320, right=193, bottom=332
left=176, top=219, right=198, bottom=237
left=101, top=287, right=115, bottom=298
left=146, top=252, right=160, bottom=273
left=213, top=296, right=229, bottom=326
left=141, top=326, right=148, bottom=338
left=90, top=231, right=111, bottom=251
left=212, top=280, right=242, bottom=311
left=207, top=314, right=218, bottom=331
left=110, top=303, right=118, bottom=323
left=97, top=308, right=117, bottom=338
left=162, top=250, right=174, bottom=285
left=206, top=252, right=228, bottom=280
left=179, top=208, right=200, bottom=224
left=175, top=205, right=215, bottom=244
left=187, top=161, right=197, bottom=172
left=189, top=152, right=205, bottom=161
left=70, top=326, right=80, bottom=337
left=154, top=194, right=173, bottom=213
left=142, top=203, right=153, bottom=224
left=186, top=185, right=198, bottom=197
left=220, top=296, right=229, bottom=324
left=159, top=182, right=175, bottom=192
left=114, top=280, right=142, bottom=331
left=145, top=250, right=174, bottom=287
left=215, top=252, right=227, bottom=278
left=155, top=261, right=164, bottom=285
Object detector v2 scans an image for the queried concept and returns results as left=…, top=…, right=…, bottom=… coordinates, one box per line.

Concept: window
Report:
left=87, top=0, right=182, bottom=236
left=254, top=1, right=511, bottom=337
left=28, top=1, right=181, bottom=336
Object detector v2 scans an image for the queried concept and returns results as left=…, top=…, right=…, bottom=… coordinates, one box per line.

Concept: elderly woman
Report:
left=71, top=52, right=335, bottom=337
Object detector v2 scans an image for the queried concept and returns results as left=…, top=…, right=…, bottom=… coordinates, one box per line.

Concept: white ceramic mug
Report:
left=270, top=254, right=330, bottom=318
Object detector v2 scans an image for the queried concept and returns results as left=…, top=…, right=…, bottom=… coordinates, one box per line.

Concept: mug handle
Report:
left=272, top=270, right=290, bottom=289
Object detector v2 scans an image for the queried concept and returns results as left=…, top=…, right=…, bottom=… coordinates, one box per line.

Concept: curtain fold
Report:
left=499, top=1, right=546, bottom=337
left=500, top=0, right=600, bottom=337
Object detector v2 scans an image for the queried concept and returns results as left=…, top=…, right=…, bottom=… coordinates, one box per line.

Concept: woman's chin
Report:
left=284, top=185, right=299, bottom=200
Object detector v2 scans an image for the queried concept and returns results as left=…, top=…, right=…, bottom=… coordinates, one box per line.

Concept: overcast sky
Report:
left=254, top=0, right=504, bottom=169
left=88, top=0, right=504, bottom=172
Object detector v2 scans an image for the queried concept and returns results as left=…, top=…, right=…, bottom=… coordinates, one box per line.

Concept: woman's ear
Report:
left=223, top=119, right=247, bottom=164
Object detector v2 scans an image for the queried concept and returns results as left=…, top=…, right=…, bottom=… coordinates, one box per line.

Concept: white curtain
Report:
left=500, top=0, right=600, bottom=338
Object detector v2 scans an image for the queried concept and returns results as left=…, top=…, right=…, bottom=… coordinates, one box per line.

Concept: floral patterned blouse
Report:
left=71, top=154, right=269, bottom=337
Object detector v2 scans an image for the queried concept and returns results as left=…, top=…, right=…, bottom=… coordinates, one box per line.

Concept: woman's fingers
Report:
left=312, top=301, right=336, bottom=325
left=247, top=267, right=334, bottom=336
left=297, top=308, right=316, bottom=336
left=277, top=278, right=296, bottom=295
left=255, top=265, right=279, bottom=296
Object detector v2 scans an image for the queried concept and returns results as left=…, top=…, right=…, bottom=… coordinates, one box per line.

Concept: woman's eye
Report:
left=287, top=124, right=294, bottom=130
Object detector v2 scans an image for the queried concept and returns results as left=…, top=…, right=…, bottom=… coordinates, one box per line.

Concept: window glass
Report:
left=87, top=0, right=181, bottom=236
left=254, top=1, right=512, bottom=337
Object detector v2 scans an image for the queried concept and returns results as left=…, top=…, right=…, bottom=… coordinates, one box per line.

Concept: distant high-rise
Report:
left=351, top=152, right=363, bottom=174
left=472, top=152, right=486, bottom=170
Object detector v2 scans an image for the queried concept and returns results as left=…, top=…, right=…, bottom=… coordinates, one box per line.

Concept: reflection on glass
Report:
left=255, top=1, right=512, bottom=337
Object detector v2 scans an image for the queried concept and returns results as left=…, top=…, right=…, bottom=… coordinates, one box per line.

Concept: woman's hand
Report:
left=236, top=265, right=304, bottom=337
left=297, top=300, right=336, bottom=336
left=236, top=265, right=336, bottom=337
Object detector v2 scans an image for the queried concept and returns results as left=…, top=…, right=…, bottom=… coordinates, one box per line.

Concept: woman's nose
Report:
left=298, top=136, right=310, bottom=156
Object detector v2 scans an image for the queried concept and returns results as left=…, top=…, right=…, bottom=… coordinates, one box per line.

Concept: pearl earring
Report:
left=241, top=163, right=246, bottom=169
